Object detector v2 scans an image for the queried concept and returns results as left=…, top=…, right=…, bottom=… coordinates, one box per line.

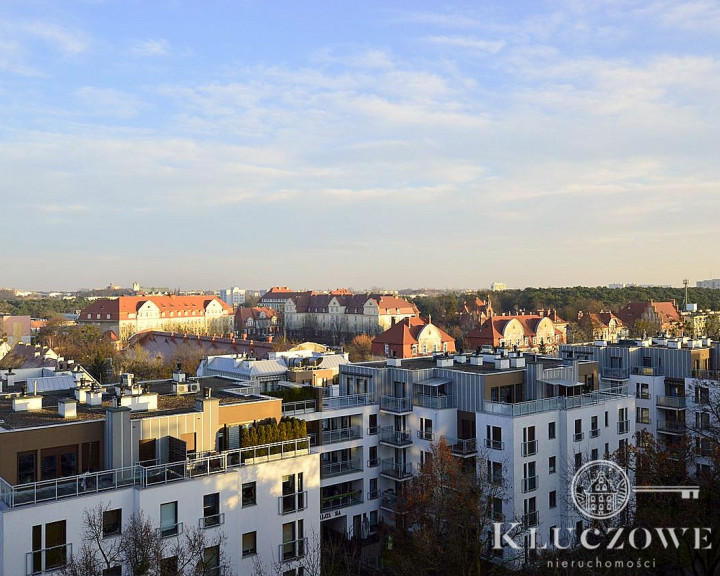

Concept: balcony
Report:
left=26, top=543, right=72, bottom=575
left=523, top=510, right=539, bottom=528
left=522, top=476, right=538, bottom=493
left=380, top=426, right=412, bottom=447
left=590, top=428, right=600, bottom=438
left=367, top=425, right=379, bottom=436
left=417, top=430, right=435, bottom=442
left=380, top=459, right=414, bottom=481
left=484, top=438, right=505, bottom=451
left=322, top=393, right=373, bottom=411
left=321, top=426, right=363, bottom=445
left=573, top=432, right=584, bottom=442
left=367, top=489, right=380, bottom=500
left=617, top=420, right=630, bottom=435
left=380, top=395, right=413, bottom=413
left=321, top=461, right=363, bottom=479
left=367, top=458, right=380, bottom=468
left=632, top=366, right=664, bottom=377
left=413, top=394, right=454, bottom=409
left=278, top=491, right=308, bottom=514
left=601, top=367, right=630, bottom=380
left=450, top=437, right=477, bottom=457
left=199, top=513, right=225, bottom=529
left=321, top=490, right=362, bottom=512
left=380, top=492, right=399, bottom=511
left=282, top=399, right=317, bottom=416
left=657, top=421, right=687, bottom=435
left=159, top=522, right=184, bottom=538
left=657, top=396, right=686, bottom=409
left=279, top=537, right=307, bottom=563
left=521, top=440, right=538, bottom=457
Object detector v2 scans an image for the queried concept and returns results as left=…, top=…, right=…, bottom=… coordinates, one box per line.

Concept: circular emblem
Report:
left=571, top=460, right=630, bottom=520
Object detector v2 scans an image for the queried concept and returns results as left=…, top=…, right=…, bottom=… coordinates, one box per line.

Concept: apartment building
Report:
left=219, top=287, right=246, bottom=309
left=0, top=371, right=319, bottom=576
left=78, top=296, right=234, bottom=342
left=560, top=337, right=718, bottom=457
left=279, top=351, right=634, bottom=566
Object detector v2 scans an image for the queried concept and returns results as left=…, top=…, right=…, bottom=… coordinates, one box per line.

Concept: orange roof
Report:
left=373, top=317, right=455, bottom=347
left=79, top=295, right=233, bottom=321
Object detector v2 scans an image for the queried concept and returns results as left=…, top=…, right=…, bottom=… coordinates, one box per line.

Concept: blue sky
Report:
left=1, top=0, right=719, bottom=291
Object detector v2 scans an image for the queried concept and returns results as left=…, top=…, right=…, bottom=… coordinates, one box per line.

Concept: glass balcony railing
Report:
left=657, top=396, right=686, bottom=409
left=449, top=437, right=477, bottom=456
left=380, top=459, right=413, bottom=480
left=521, top=440, right=538, bottom=457
left=484, top=438, right=505, bottom=451
left=380, top=395, right=413, bottom=413
left=322, top=393, right=373, bottom=411
left=380, top=427, right=412, bottom=446
left=321, top=426, right=363, bottom=444
left=278, top=491, right=308, bottom=515
left=522, top=476, right=538, bottom=493
left=321, top=461, right=363, bottom=479
left=321, top=490, right=362, bottom=512
left=279, top=538, right=307, bottom=562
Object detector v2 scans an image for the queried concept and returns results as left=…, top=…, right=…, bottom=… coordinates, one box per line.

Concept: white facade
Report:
left=220, top=287, right=246, bottom=308
left=697, top=279, right=720, bottom=289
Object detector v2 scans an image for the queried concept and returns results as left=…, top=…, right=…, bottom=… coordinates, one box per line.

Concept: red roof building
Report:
left=235, top=306, right=280, bottom=340
left=371, top=317, right=456, bottom=358
left=466, top=312, right=567, bottom=352
left=615, top=300, right=683, bottom=336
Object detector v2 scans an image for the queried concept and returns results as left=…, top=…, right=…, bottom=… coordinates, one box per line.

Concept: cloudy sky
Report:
left=1, top=0, right=719, bottom=292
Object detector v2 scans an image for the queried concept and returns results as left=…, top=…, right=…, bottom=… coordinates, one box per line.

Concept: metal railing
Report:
left=488, top=473, right=503, bottom=485
left=282, top=399, right=317, bottom=416
left=380, top=426, right=412, bottom=446
left=367, top=489, right=380, bottom=500
left=159, top=522, right=184, bottom=538
left=278, top=491, right=308, bottom=515
left=25, top=543, right=72, bottom=575
left=322, top=393, right=372, bottom=411
left=199, top=513, right=225, bottom=529
left=636, top=391, right=651, bottom=400
left=0, top=437, right=311, bottom=509
left=367, top=458, right=380, bottom=468
left=321, top=426, right=363, bottom=444
left=380, top=492, right=399, bottom=511
left=279, top=538, right=307, bottom=562
left=321, top=461, right=363, bottom=479
left=380, top=459, right=413, bottom=480
left=523, top=511, right=539, bottom=528
left=521, top=440, right=538, bottom=457
left=380, top=395, right=413, bottom=413
left=413, top=394, right=454, bottom=409
left=484, top=438, right=504, bottom=451
left=657, top=421, right=686, bottom=434
left=636, top=416, right=651, bottom=425
left=601, top=366, right=630, bottom=380
left=632, top=366, right=664, bottom=376
left=450, top=437, right=477, bottom=456
left=483, top=388, right=629, bottom=417
left=657, top=396, right=686, bottom=409
left=367, top=425, right=379, bottom=436
left=321, top=490, right=363, bottom=511
left=417, top=430, right=435, bottom=441
left=573, top=432, right=584, bottom=442
left=617, top=420, right=630, bottom=434
left=522, top=476, right=538, bottom=493
left=590, top=428, right=600, bottom=438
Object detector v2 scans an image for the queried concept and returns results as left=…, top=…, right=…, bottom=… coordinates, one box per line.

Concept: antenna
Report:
left=683, top=278, right=689, bottom=308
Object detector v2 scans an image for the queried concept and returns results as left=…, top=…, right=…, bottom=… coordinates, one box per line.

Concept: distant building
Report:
left=0, top=315, right=32, bottom=346
left=490, top=282, right=507, bottom=292
left=459, top=296, right=494, bottom=331
left=466, top=311, right=567, bottom=352
left=78, top=296, right=234, bottom=342
left=615, top=300, right=683, bottom=336
left=220, top=286, right=246, bottom=308
left=235, top=306, right=280, bottom=340
left=697, top=279, right=720, bottom=289
left=577, top=311, right=628, bottom=343
left=371, top=317, right=456, bottom=358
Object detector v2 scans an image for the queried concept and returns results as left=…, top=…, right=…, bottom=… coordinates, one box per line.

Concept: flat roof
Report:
left=355, top=355, right=570, bottom=374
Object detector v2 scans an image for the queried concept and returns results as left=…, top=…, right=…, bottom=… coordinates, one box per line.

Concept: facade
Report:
left=490, top=283, right=507, bottom=292
left=276, top=351, right=634, bottom=566
left=0, top=315, right=32, bottom=346
left=560, top=337, right=718, bottom=455
left=220, top=287, right=246, bottom=308
left=466, top=312, right=567, bottom=353
left=0, top=372, right=319, bottom=576
left=577, top=311, right=628, bottom=343
left=371, top=317, right=456, bottom=358
left=235, top=307, right=280, bottom=340
left=78, top=296, right=234, bottom=342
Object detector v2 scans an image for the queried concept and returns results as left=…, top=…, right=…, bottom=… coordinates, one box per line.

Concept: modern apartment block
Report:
left=284, top=351, right=634, bottom=565
left=560, top=337, right=719, bottom=460
left=0, top=371, right=319, bottom=576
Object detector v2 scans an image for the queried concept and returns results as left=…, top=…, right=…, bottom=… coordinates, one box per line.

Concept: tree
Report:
left=346, top=334, right=373, bottom=362
left=389, top=438, right=503, bottom=576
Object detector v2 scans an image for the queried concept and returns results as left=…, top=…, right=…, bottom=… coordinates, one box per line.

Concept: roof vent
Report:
left=58, top=398, right=77, bottom=418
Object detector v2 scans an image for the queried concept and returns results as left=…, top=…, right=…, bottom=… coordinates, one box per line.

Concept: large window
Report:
left=242, top=532, right=257, bottom=557
left=40, top=445, right=78, bottom=480
left=103, top=509, right=122, bottom=538
left=281, top=520, right=304, bottom=561
left=242, top=482, right=256, bottom=507
left=160, top=502, right=180, bottom=537
left=18, top=451, right=36, bottom=484
left=203, top=493, right=222, bottom=528
left=31, top=520, right=67, bottom=573
left=282, top=473, right=304, bottom=514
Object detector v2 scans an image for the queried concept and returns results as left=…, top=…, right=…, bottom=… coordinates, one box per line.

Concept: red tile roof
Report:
left=79, top=296, right=233, bottom=321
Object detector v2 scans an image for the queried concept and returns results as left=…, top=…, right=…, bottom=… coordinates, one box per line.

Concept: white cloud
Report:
left=75, top=87, right=143, bottom=119
left=23, top=22, right=87, bottom=54
left=426, top=35, right=506, bottom=54
left=131, top=38, right=170, bottom=56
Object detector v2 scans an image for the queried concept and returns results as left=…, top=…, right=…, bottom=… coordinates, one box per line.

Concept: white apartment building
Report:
left=220, top=287, right=246, bottom=308
left=697, top=279, right=720, bottom=289
left=0, top=373, right=319, bottom=576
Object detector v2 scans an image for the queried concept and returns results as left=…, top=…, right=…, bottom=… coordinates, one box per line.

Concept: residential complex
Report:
left=371, top=317, right=456, bottom=359
left=78, top=296, right=235, bottom=342
left=219, top=287, right=246, bottom=309
left=697, top=279, right=720, bottom=290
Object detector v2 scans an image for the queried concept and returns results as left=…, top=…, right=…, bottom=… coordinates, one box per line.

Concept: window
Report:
left=486, top=425, right=503, bottom=450
left=487, top=460, right=503, bottom=484
left=103, top=567, right=122, bottom=576
left=573, top=419, right=583, bottom=441
left=696, top=386, right=710, bottom=404
left=282, top=473, right=304, bottom=513
left=548, top=422, right=556, bottom=440
left=574, top=453, right=582, bottom=471
left=203, top=493, right=222, bottom=528
left=281, top=520, right=304, bottom=561
left=696, top=412, right=711, bottom=430
left=40, top=445, right=78, bottom=480
left=18, top=451, right=36, bottom=484
left=242, top=482, right=256, bottom=506
left=32, top=520, right=67, bottom=573
left=201, top=545, right=220, bottom=574
left=549, top=491, right=557, bottom=509
left=604, top=411, right=609, bottom=427
left=103, top=508, right=122, bottom=538
left=548, top=456, right=556, bottom=474
left=242, top=531, right=257, bottom=557
left=591, top=448, right=598, bottom=461
left=160, top=502, right=180, bottom=537
left=522, top=426, right=537, bottom=456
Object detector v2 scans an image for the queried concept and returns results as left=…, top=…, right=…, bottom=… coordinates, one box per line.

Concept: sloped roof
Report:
left=79, top=296, right=233, bottom=321
left=373, top=317, right=454, bottom=347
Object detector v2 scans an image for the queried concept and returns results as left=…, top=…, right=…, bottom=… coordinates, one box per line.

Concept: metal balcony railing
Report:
left=322, top=393, right=372, bottom=411
left=282, top=399, right=317, bottom=416
left=321, top=490, right=363, bottom=511
left=523, top=510, right=539, bottom=528
left=636, top=415, right=651, bottom=425
left=321, top=461, right=363, bottom=479
left=278, top=491, right=308, bottom=515
left=25, top=543, right=72, bottom=575
left=484, top=438, right=504, bottom=451
left=522, top=476, right=538, bottom=493
left=380, top=426, right=412, bottom=446
left=367, top=489, right=380, bottom=500
left=657, top=396, right=686, bottom=409
left=632, top=366, right=664, bottom=377
left=380, top=395, right=413, bottom=413
left=413, top=394, right=454, bottom=409
left=636, top=391, right=651, bottom=400
left=617, top=420, right=630, bottom=435
left=367, top=458, right=380, bottom=468
left=657, top=421, right=687, bottom=435
left=573, top=432, right=584, bottom=442
left=450, top=437, right=477, bottom=456
left=321, top=426, right=363, bottom=444
left=279, top=537, right=307, bottom=562
left=590, top=428, right=600, bottom=438
left=380, top=459, right=413, bottom=480
left=601, top=367, right=630, bottom=380
left=199, top=513, right=225, bottom=529
left=159, top=522, right=184, bottom=538
left=521, top=440, right=538, bottom=457
left=417, top=430, right=435, bottom=441
left=367, top=425, right=379, bottom=436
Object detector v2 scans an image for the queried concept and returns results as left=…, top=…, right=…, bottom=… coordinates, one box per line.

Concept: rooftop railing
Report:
left=282, top=399, right=317, bottom=416
left=380, top=395, right=413, bottom=413
left=632, top=366, right=664, bottom=377
left=0, top=437, right=311, bottom=509
left=483, top=387, right=628, bottom=417
left=600, top=367, right=630, bottom=380
left=413, top=394, right=454, bottom=409
left=322, top=393, right=373, bottom=411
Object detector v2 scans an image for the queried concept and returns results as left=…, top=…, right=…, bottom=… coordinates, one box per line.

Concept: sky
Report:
left=1, top=0, right=719, bottom=292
